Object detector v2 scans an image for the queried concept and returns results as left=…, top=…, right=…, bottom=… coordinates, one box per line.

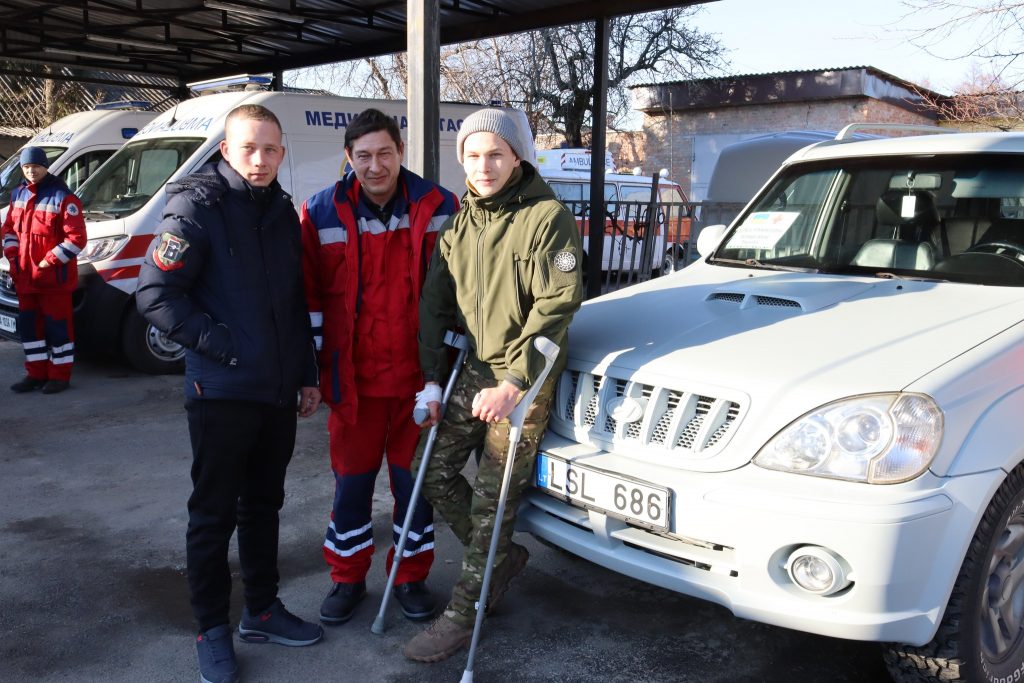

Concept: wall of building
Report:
left=642, top=97, right=934, bottom=201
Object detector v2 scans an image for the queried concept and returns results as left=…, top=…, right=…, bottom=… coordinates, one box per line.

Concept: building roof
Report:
left=0, top=68, right=179, bottom=134
left=631, top=66, right=944, bottom=118
left=0, top=0, right=704, bottom=87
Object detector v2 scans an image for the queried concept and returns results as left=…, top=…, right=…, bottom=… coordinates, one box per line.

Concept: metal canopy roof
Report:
left=1, top=0, right=701, bottom=88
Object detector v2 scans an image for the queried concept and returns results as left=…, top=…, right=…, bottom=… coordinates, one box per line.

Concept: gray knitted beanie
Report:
left=457, top=108, right=533, bottom=163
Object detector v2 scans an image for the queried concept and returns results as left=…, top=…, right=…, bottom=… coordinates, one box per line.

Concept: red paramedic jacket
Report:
left=300, top=167, right=459, bottom=425
left=2, top=173, right=87, bottom=294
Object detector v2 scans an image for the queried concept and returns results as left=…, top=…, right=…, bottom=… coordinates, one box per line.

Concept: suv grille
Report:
left=554, top=370, right=744, bottom=457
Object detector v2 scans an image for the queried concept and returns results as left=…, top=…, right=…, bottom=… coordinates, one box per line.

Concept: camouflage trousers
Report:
left=412, top=358, right=555, bottom=627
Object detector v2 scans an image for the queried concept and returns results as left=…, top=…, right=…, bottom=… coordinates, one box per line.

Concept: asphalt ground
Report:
left=0, top=339, right=894, bottom=683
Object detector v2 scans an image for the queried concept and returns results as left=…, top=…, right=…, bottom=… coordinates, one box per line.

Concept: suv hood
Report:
left=561, top=264, right=1024, bottom=470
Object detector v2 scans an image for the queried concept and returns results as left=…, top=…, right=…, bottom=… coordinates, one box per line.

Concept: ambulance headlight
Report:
left=753, top=394, right=943, bottom=484
left=78, top=236, right=128, bottom=264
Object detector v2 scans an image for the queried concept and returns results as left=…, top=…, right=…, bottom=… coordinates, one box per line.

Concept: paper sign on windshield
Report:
left=728, top=211, right=801, bottom=250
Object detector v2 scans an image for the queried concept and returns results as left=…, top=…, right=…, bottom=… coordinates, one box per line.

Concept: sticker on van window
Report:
left=728, top=212, right=800, bottom=250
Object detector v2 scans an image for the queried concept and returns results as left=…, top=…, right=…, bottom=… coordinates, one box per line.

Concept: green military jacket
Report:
left=419, top=163, right=583, bottom=389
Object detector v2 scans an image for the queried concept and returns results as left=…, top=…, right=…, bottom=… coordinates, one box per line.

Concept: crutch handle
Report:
left=507, top=336, right=561, bottom=429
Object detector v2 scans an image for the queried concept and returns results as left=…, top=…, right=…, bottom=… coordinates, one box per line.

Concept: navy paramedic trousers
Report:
left=185, top=398, right=297, bottom=632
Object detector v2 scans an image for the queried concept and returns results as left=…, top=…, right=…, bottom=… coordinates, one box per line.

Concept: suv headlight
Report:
left=78, top=236, right=128, bottom=264
left=753, top=393, right=943, bottom=484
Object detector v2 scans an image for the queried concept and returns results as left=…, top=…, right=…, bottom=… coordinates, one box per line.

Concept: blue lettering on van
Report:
left=31, top=131, right=75, bottom=144
left=303, top=110, right=356, bottom=130
left=138, top=116, right=214, bottom=135
left=302, top=110, right=462, bottom=135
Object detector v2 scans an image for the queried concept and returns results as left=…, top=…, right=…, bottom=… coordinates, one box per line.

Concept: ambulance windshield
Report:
left=78, top=137, right=204, bottom=218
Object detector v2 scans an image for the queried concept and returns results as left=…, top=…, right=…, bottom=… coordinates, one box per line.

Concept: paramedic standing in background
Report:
left=2, top=146, right=86, bottom=395
left=136, top=104, right=323, bottom=683
left=300, top=108, right=459, bottom=627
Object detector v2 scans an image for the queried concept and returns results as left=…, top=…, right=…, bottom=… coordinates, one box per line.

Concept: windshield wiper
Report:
left=874, top=271, right=950, bottom=282
left=710, top=256, right=818, bottom=273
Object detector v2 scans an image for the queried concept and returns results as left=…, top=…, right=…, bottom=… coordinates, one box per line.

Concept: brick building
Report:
left=631, top=67, right=941, bottom=202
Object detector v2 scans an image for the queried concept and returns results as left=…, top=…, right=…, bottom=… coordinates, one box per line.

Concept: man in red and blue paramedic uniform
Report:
left=300, top=108, right=460, bottom=625
left=2, top=146, right=86, bottom=394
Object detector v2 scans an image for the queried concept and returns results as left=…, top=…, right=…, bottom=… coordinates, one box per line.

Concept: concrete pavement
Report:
left=0, top=340, right=891, bottom=682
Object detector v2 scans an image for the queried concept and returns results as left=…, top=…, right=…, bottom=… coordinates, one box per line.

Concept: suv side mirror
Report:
left=696, top=224, right=728, bottom=257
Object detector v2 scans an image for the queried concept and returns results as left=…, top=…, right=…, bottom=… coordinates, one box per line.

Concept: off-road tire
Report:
left=884, top=465, right=1024, bottom=683
left=121, top=305, right=185, bottom=374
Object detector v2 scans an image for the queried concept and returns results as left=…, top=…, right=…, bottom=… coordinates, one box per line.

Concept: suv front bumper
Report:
left=518, top=432, right=1001, bottom=646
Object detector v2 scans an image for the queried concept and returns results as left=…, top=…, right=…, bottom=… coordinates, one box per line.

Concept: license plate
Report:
left=535, top=453, right=671, bottom=531
left=0, top=312, right=15, bottom=334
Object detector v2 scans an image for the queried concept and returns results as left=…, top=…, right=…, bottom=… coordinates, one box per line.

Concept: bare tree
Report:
left=286, top=7, right=726, bottom=145
left=901, top=2, right=1024, bottom=128
left=903, top=1, right=1024, bottom=83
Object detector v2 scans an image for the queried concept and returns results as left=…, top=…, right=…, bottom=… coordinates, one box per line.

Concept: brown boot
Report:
left=402, top=614, right=473, bottom=663
left=485, top=542, right=529, bottom=614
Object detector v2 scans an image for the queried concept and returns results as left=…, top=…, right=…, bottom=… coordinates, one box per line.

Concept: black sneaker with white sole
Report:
left=238, top=599, right=323, bottom=646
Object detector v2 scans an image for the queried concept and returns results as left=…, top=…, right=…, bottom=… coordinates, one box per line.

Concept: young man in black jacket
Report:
left=136, top=104, right=323, bottom=683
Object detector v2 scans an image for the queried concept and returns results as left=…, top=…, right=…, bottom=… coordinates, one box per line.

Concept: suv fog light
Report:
left=785, top=546, right=849, bottom=596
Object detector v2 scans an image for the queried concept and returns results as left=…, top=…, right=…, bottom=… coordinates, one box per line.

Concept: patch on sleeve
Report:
left=546, top=249, right=579, bottom=287
left=65, top=202, right=80, bottom=217
left=153, top=232, right=190, bottom=271
left=553, top=250, right=577, bottom=272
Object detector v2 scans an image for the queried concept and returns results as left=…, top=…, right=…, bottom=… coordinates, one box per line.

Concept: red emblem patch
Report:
left=153, top=232, right=189, bottom=271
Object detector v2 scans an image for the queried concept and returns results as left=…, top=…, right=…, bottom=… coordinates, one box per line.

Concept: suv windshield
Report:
left=711, top=153, right=1024, bottom=286
left=77, top=137, right=204, bottom=218
left=0, top=146, right=66, bottom=206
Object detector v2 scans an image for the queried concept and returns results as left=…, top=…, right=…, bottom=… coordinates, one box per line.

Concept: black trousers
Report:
left=185, top=398, right=297, bottom=632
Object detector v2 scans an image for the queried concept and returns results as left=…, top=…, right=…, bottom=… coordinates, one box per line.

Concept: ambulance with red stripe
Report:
left=0, top=78, right=512, bottom=373
left=0, top=101, right=157, bottom=212
left=535, top=148, right=691, bottom=273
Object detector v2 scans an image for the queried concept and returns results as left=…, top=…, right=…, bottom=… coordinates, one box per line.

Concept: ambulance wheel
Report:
left=121, top=306, right=185, bottom=374
left=883, top=465, right=1024, bottom=683
left=658, top=246, right=685, bottom=275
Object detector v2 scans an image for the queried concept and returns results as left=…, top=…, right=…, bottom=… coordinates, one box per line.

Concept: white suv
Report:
left=519, top=129, right=1024, bottom=683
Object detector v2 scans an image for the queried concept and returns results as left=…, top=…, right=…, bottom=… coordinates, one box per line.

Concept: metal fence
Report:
left=561, top=199, right=694, bottom=293
left=559, top=198, right=749, bottom=297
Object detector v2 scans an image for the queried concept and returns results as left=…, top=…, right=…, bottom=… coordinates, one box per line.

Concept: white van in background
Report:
left=0, top=102, right=158, bottom=212
left=0, top=78, right=520, bottom=373
left=535, top=147, right=689, bottom=272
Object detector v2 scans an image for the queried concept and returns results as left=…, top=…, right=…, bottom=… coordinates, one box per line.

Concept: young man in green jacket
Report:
left=403, top=108, right=584, bottom=662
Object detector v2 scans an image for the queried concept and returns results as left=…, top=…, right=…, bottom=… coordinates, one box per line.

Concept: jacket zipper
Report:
left=475, top=207, right=486, bottom=352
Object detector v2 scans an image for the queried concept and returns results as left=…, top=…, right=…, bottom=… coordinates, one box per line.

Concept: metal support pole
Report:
left=586, top=16, right=610, bottom=299
left=407, top=0, right=440, bottom=183
left=272, top=69, right=283, bottom=91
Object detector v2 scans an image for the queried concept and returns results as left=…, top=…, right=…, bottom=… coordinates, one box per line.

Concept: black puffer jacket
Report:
left=136, top=160, right=317, bottom=405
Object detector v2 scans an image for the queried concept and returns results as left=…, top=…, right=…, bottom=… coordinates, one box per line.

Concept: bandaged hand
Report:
left=415, top=382, right=442, bottom=426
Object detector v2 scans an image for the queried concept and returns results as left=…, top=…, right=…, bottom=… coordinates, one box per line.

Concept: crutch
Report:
left=371, top=330, right=469, bottom=635
left=460, top=336, right=560, bottom=683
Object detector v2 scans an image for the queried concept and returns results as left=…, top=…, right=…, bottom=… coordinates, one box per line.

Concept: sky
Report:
left=691, top=0, right=985, bottom=94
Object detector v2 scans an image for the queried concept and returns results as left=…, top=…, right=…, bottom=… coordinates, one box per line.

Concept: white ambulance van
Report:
left=0, top=80, right=518, bottom=373
left=519, top=126, right=1024, bottom=682
left=535, top=148, right=689, bottom=272
left=0, top=102, right=157, bottom=212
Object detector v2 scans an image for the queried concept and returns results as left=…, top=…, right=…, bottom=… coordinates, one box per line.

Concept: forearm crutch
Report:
left=371, top=330, right=468, bottom=635
left=460, top=336, right=560, bottom=683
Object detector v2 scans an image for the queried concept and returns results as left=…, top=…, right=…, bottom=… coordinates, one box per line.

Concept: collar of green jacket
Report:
left=464, top=163, right=551, bottom=211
